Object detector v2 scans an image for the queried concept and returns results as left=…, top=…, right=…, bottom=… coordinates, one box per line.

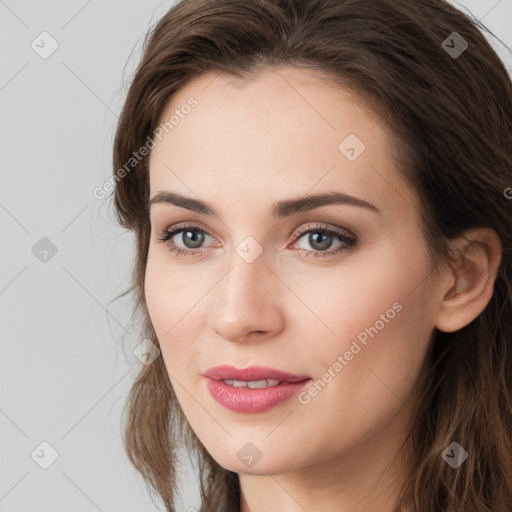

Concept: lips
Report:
left=202, top=365, right=311, bottom=383
left=202, top=365, right=312, bottom=413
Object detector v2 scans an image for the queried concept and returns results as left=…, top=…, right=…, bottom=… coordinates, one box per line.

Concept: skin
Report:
left=144, top=66, right=501, bottom=512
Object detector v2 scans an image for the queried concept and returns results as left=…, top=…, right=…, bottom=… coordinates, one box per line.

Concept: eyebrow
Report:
left=149, top=191, right=380, bottom=217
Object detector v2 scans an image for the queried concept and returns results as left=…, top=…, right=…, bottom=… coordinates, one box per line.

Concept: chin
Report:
left=205, top=441, right=307, bottom=476
left=220, top=457, right=290, bottom=476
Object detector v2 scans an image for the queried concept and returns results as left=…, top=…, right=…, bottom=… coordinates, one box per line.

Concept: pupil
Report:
left=183, top=230, right=204, bottom=249
left=310, top=232, right=332, bottom=250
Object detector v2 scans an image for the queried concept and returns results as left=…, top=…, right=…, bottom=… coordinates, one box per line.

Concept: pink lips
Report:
left=203, top=365, right=312, bottom=413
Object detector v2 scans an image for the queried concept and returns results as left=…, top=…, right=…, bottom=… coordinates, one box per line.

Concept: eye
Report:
left=156, top=222, right=357, bottom=258
left=290, top=223, right=357, bottom=258
left=156, top=223, right=215, bottom=257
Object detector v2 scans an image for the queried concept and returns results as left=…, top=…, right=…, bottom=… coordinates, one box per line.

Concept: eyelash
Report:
left=156, top=222, right=357, bottom=259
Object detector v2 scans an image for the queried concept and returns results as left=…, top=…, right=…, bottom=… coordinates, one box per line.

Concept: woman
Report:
left=112, top=0, right=512, bottom=510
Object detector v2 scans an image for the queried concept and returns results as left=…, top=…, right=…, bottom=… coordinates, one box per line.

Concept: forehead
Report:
left=148, top=67, right=417, bottom=220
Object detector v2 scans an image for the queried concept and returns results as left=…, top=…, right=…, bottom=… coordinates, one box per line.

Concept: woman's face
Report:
left=145, top=66, right=442, bottom=477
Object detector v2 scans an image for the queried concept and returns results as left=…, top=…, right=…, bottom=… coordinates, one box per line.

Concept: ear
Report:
left=435, top=227, right=502, bottom=333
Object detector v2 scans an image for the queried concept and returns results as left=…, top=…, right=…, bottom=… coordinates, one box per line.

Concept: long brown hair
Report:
left=112, top=0, right=512, bottom=510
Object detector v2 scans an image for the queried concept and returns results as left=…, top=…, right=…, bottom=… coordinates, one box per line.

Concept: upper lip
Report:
left=203, top=365, right=311, bottom=383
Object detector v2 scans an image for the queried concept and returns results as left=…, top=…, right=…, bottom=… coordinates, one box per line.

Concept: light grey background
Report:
left=0, top=1, right=510, bottom=511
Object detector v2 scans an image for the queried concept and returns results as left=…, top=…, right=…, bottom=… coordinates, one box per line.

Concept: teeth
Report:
left=221, top=379, right=282, bottom=388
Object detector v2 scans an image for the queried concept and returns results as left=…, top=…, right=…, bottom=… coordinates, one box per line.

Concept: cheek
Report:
left=307, top=276, right=432, bottom=432
left=300, top=240, right=434, bottom=401
left=289, top=240, right=431, bottom=347
left=293, top=294, right=431, bottom=464
left=144, top=247, right=206, bottom=330
left=144, top=252, right=200, bottom=362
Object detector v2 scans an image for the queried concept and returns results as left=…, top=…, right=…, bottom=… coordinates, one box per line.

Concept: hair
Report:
left=112, top=0, right=512, bottom=510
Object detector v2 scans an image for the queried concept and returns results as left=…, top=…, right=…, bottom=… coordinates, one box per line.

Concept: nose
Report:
left=209, top=255, right=285, bottom=343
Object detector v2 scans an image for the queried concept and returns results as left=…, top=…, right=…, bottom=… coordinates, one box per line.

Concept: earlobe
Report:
left=435, top=228, right=502, bottom=333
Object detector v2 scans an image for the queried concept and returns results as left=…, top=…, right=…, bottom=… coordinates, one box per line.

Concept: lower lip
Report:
left=204, top=377, right=311, bottom=413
